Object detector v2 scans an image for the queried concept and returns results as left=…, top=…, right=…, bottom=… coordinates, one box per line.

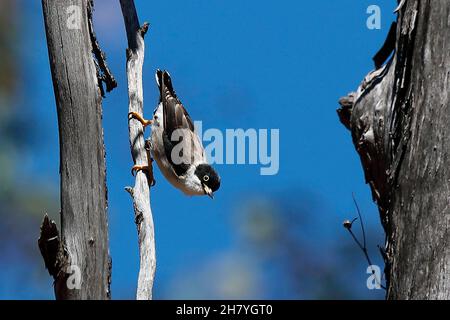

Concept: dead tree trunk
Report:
left=338, top=0, right=450, bottom=299
left=120, top=0, right=156, bottom=300
left=38, top=0, right=116, bottom=299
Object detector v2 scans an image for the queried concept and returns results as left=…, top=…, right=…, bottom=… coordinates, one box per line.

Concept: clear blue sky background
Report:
left=3, top=0, right=397, bottom=299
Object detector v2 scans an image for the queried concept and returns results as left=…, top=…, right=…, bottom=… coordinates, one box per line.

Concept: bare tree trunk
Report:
left=38, top=0, right=115, bottom=299
left=338, top=0, right=450, bottom=299
left=120, top=0, right=156, bottom=300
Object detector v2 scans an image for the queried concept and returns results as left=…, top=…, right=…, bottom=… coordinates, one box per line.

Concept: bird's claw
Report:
left=144, top=139, right=153, bottom=152
left=128, top=112, right=153, bottom=128
left=131, top=165, right=149, bottom=176
left=131, top=164, right=156, bottom=187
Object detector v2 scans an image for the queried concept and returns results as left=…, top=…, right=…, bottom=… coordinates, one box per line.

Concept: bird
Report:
left=129, top=69, right=220, bottom=198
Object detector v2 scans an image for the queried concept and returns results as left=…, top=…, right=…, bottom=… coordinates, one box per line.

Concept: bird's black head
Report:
left=194, top=164, right=221, bottom=197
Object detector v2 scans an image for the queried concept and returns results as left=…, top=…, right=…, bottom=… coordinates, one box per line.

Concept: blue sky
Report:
left=4, top=0, right=397, bottom=299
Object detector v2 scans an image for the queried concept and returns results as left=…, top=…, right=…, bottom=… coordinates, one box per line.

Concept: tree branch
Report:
left=120, top=0, right=156, bottom=300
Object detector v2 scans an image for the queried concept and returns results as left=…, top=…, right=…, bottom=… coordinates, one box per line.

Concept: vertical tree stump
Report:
left=339, top=1, right=450, bottom=299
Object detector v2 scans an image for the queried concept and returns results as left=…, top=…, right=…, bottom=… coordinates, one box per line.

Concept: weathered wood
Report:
left=87, top=0, right=117, bottom=96
left=339, top=0, right=450, bottom=299
left=372, top=22, right=397, bottom=69
left=120, top=0, right=156, bottom=300
left=40, top=0, right=112, bottom=299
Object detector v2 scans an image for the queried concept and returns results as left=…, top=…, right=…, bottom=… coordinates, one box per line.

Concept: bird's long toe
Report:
left=128, top=111, right=153, bottom=128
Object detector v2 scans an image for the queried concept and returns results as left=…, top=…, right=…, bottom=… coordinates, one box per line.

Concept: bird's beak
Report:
left=203, top=184, right=214, bottom=199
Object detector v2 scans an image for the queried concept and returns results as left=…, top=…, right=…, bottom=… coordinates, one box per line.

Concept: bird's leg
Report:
left=131, top=162, right=155, bottom=187
left=145, top=139, right=156, bottom=187
left=131, top=139, right=156, bottom=186
left=128, top=111, right=153, bottom=128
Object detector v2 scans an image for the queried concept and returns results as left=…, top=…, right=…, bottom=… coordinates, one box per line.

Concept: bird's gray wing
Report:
left=161, top=83, right=204, bottom=176
left=162, top=128, right=205, bottom=177
left=163, top=95, right=194, bottom=139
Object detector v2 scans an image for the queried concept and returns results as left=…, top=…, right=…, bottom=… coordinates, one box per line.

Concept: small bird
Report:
left=129, top=70, right=220, bottom=198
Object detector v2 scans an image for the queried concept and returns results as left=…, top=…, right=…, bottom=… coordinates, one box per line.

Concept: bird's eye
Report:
left=203, top=175, right=209, bottom=182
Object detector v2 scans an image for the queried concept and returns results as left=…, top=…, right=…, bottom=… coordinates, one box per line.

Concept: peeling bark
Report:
left=339, top=0, right=450, bottom=299
left=87, top=0, right=117, bottom=97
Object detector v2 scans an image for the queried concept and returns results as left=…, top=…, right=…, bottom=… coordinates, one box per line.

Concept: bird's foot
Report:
left=128, top=111, right=153, bottom=128
left=131, top=164, right=156, bottom=187
left=144, top=139, right=153, bottom=152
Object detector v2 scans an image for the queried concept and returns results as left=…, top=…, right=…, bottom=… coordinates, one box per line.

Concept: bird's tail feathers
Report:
left=155, top=69, right=175, bottom=99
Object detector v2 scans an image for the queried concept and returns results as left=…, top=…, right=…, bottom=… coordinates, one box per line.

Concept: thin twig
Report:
left=352, top=193, right=366, bottom=249
left=344, top=195, right=386, bottom=290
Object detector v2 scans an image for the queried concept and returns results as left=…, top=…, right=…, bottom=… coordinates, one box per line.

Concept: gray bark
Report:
left=339, top=0, right=450, bottom=299
left=38, top=0, right=113, bottom=299
left=120, top=0, right=156, bottom=300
